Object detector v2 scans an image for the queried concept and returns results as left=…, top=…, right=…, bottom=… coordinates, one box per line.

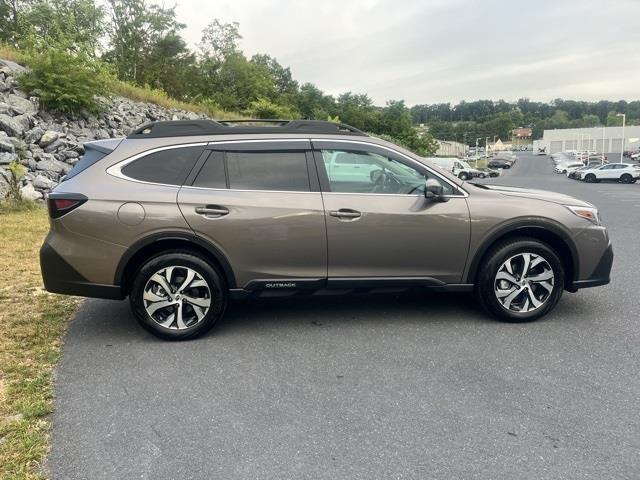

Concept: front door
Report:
left=313, top=141, right=470, bottom=285
left=178, top=140, right=327, bottom=289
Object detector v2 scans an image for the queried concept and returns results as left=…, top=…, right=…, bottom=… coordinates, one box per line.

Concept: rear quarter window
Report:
left=121, top=146, right=204, bottom=185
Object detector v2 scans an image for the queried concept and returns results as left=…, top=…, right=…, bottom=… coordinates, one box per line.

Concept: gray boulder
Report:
left=0, top=152, right=18, bottom=165
left=20, top=182, right=43, bottom=200
left=36, top=158, right=71, bottom=175
left=39, top=130, right=62, bottom=148
left=0, top=113, right=24, bottom=137
left=0, top=139, right=15, bottom=153
left=33, top=174, right=57, bottom=190
left=23, top=127, right=44, bottom=144
left=7, top=94, right=36, bottom=115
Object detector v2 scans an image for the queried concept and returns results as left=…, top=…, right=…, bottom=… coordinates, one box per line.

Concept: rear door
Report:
left=178, top=140, right=327, bottom=290
left=313, top=140, right=470, bottom=284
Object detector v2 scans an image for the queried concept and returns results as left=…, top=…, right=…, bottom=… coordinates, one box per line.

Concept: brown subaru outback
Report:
left=40, top=120, right=613, bottom=340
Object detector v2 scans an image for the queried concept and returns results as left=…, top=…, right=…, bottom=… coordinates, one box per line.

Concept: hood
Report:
left=475, top=184, right=593, bottom=207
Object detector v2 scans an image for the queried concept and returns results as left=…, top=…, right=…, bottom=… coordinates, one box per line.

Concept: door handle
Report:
left=329, top=209, right=362, bottom=220
left=195, top=205, right=229, bottom=218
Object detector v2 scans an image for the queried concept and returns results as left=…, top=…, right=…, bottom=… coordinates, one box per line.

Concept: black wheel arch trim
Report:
left=465, top=218, right=580, bottom=285
left=114, top=231, right=237, bottom=291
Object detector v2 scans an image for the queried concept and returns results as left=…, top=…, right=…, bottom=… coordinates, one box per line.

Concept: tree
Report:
left=19, top=0, right=104, bottom=55
left=105, top=0, right=184, bottom=83
left=198, top=19, right=241, bottom=62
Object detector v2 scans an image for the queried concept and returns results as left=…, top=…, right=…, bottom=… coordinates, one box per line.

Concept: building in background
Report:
left=434, top=139, right=466, bottom=157
left=539, top=126, right=640, bottom=154
left=512, top=127, right=532, bottom=147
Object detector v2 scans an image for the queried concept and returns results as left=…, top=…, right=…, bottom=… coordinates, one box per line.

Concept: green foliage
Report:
left=247, top=98, right=299, bottom=119
left=18, top=47, right=109, bottom=113
left=1, top=160, right=27, bottom=204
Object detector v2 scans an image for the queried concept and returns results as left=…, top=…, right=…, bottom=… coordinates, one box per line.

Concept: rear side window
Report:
left=122, top=146, right=203, bottom=185
left=193, top=151, right=309, bottom=192
left=64, top=148, right=107, bottom=181
left=227, top=151, right=309, bottom=191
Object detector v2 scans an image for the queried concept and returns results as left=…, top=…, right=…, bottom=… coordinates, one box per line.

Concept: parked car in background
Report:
left=569, top=166, right=590, bottom=180
left=476, top=167, right=500, bottom=178
left=555, top=161, right=584, bottom=174
left=488, top=158, right=513, bottom=169
left=581, top=163, right=640, bottom=183
left=630, top=151, right=640, bottom=161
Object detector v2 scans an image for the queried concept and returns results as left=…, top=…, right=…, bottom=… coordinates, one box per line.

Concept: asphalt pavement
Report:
left=49, top=152, right=640, bottom=479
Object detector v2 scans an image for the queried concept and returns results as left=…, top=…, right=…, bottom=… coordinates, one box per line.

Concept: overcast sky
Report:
left=163, top=0, right=640, bottom=106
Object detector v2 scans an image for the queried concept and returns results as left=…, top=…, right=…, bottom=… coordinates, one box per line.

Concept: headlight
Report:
left=565, top=205, right=601, bottom=225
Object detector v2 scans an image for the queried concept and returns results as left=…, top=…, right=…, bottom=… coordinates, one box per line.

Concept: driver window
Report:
left=320, top=149, right=452, bottom=195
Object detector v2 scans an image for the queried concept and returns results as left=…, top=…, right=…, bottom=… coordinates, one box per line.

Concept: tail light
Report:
left=47, top=193, right=88, bottom=219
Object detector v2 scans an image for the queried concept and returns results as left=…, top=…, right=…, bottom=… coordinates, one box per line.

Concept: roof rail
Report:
left=127, top=119, right=368, bottom=139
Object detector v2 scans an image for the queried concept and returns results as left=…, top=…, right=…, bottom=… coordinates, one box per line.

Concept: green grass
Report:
left=0, top=204, right=80, bottom=479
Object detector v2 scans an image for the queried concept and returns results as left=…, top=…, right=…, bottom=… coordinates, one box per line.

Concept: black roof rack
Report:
left=127, top=119, right=368, bottom=139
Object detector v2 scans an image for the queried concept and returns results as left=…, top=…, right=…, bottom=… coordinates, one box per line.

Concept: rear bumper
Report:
left=571, top=243, right=613, bottom=290
left=40, top=243, right=124, bottom=300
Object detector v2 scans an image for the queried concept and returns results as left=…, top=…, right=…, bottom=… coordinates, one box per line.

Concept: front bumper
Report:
left=570, top=242, right=613, bottom=290
left=40, top=243, right=124, bottom=299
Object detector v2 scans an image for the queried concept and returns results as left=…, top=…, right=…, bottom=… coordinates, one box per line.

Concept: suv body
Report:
left=580, top=163, right=640, bottom=183
left=40, top=120, right=613, bottom=340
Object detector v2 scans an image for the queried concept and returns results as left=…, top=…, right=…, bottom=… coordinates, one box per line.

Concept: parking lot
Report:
left=50, top=152, right=640, bottom=480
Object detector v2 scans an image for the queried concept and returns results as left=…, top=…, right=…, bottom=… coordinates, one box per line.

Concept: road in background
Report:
left=49, top=152, right=640, bottom=479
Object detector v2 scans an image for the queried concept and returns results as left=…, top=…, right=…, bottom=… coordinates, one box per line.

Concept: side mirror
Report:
left=424, top=178, right=448, bottom=202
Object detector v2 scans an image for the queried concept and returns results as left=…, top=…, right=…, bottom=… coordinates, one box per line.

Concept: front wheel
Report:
left=130, top=252, right=227, bottom=340
left=584, top=174, right=596, bottom=183
left=475, top=238, right=564, bottom=323
left=459, top=172, right=469, bottom=180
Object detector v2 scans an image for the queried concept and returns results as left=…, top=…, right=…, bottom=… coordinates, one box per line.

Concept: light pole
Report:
left=601, top=126, right=606, bottom=164
left=493, top=135, right=497, bottom=152
left=485, top=136, right=490, bottom=159
left=475, top=137, right=481, bottom=166
left=617, top=113, right=626, bottom=162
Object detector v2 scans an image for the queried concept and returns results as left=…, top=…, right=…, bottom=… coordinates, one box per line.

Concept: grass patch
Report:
left=0, top=205, right=80, bottom=479
left=0, top=44, right=25, bottom=64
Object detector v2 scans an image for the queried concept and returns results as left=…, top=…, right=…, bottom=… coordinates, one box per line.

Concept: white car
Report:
left=630, top=151, right=640, bottom=160
left=581, top=163, right=640, bottom=184
left=555, top=161, right=584, bottom=174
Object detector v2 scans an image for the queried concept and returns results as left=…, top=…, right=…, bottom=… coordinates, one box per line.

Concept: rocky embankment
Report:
left=0, top=58, right=203, bottom=200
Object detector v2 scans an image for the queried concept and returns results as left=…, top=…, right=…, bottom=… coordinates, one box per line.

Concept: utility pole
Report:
left=475, top=137, right=480, bottom=167
left=617, top=113, right=626, bottom=162
left=485, top=137, right=490, bottom=159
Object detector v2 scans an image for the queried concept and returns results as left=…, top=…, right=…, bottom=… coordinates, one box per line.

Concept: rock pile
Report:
left=0, top=58, right=204, bottom=200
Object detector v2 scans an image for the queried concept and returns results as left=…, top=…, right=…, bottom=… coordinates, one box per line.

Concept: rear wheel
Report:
left=475, top=238, right=564, bottom=323
left=130, top=252, right=227, bottom=340
left=620, top=174, right=632, bottom=184
left=459, top=172, right=469, bottom=180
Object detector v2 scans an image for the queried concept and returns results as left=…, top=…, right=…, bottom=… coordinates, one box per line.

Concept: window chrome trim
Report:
left=181, top=185, right=319, bottom=195
left=106, top=142, right=207, bottom=187
left=312, top=138, right=469, bottom=198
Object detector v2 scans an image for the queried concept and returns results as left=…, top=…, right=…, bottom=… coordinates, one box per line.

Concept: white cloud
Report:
left=156, top=0, right=640, bottom=105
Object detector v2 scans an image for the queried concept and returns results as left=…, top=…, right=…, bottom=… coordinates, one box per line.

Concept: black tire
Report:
left=459, top=172, right=469, bottom=180
left=130, top=252, right=227, bottom=340
left=584, top=173, right=596, bottom=183
left=478, top=173, right=486, bottom=179
left=620, top=174, right=632, bottom=184
left=475, top=238, right=564, bottom=323
left=504, top=164, right=511, bottom=169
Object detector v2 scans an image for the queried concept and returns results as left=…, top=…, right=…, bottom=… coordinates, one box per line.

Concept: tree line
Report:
left=1, top=0, right=637, bottom=151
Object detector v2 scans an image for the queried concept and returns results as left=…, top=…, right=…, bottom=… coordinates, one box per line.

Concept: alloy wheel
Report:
left=494, top=253, right=554, bottom=313
left=143, top=266, right=212, bottom=330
